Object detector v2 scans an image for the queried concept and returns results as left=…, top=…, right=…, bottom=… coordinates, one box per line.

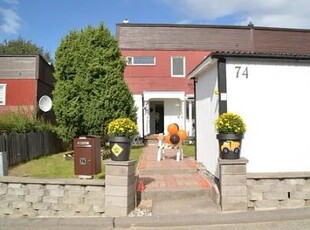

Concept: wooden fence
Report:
left=0, top=132, right=64, bottom=166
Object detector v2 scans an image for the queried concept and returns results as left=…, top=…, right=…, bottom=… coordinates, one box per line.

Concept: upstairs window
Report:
left=126, top=56, right=156, bottom=65
left=0, top=84, right=6, bottom=105
left=171, top=56, right=185, bottom=77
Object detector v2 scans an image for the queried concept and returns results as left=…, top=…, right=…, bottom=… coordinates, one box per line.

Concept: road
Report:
left=1, top=218, right=310, bottom=230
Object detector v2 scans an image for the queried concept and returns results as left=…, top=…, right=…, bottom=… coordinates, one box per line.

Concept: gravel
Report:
left=128, top=207, right=152, bottom=217
left=128, top=199, right=152, bottom=217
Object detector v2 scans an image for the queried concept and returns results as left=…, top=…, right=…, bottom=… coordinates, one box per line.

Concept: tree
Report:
left=0, top=36, right=52, bottom=63
left=53, top=23, right=137, bottom=143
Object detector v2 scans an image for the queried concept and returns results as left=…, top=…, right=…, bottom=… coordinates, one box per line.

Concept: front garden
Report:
left=8, top=144, right=195, bottom=179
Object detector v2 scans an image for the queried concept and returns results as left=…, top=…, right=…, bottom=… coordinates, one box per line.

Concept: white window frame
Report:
left=171, top=56, right=186, bottom=77
left=126, top=56, right=156, bottom=66
left=0, top=84, right=7, bottom=105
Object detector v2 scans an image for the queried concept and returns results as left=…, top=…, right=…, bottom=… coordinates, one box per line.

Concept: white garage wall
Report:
left=226, top=59, right=310, bottom=173
left=196, top=62, right=219, bottom=177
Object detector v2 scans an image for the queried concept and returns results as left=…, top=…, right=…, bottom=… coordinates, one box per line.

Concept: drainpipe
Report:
left=142, top=95, right=145, bottom=141
left=194, top=77, right=197, bottom=161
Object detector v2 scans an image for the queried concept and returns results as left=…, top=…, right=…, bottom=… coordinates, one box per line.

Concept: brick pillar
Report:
left=219, top=157, right=248, bottom=212
left=105, top=160, right=136, bottom=216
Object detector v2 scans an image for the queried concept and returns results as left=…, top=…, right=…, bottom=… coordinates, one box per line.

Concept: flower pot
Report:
left=109, top=136, right=132, bottom=161
left=216, top=134, right=244, bottom=159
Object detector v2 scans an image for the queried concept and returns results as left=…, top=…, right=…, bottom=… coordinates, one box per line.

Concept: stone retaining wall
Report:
left=247, top=172, right=310, bottom=210
left=0, top=176, right=105, bottom=217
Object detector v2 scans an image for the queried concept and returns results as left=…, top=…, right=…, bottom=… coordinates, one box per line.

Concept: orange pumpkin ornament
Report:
left=167, top=123, right=179, bottom=135
left=177, top=129, right=187, bottom=141
left=165, top=134, right=172, bottom=144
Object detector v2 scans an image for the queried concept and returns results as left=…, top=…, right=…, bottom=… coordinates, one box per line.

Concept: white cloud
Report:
left=162, top=0, right=310, bottom=29
left=0, top=7, right=21, bottom=34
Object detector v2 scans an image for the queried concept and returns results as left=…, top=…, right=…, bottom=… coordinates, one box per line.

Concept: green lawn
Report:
left=8, top=144, right=195, bottom=179
left=182, top=144, right=195, bottom=158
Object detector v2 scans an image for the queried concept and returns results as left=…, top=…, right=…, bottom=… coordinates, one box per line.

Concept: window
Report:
left=126, top=56, right=156, bottom=65
left=0, top=84, right=6, bottom=105
left=171, top=56, right=185, bottom=77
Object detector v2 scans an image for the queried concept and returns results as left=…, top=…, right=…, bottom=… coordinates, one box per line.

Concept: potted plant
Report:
left=107, top=117, right=138, bottom=161
left=215, top=112, right=246, bottom=159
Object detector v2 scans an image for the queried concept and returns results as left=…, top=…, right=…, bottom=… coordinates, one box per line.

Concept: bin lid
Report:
left=74, top=135, right=101, bottom=140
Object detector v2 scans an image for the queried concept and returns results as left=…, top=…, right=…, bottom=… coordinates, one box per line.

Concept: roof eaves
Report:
left=188, top=54, right=216, bottom=79
left=211, top=51, right=310, bottom=60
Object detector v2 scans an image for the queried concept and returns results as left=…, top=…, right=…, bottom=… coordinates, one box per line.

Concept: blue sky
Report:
left=1, top=0, right=310, bottom=59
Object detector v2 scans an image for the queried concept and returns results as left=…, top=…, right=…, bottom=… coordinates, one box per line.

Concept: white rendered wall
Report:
left=164, top=99, right=184, bottom=133
left=196, top=63, right=219, bottom=177
left=226, top=59, right=310, bottom=173
left=143, top=91, right=185, bottom=135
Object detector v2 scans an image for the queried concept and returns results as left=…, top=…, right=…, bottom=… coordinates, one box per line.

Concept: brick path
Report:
left=137, top=143, right=210, bottom=192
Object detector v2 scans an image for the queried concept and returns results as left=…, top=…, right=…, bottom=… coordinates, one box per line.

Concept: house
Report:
left=0, top=55, right=55, bottom=122
left=118, top=23, right=310, bottom=210
left=189, top=51, right=310, bottom=210
left=116, top=23, right=310, bottom=138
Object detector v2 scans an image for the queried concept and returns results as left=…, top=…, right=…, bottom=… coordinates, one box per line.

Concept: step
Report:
left=139, top=167, right=197, bottom=176
left=151, top=195, right=221, bottom=216
left=141, top=187, right=210, bottom=201
left=138, top=188, right=221, bottom=216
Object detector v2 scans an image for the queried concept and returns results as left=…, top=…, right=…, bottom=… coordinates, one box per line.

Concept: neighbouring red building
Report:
left=0, top=55, right=55, bottom=122
left=116, top=22, right=310, bottom=137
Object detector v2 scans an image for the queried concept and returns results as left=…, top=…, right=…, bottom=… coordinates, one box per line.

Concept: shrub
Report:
left=0, top=110, right=56, bottom=133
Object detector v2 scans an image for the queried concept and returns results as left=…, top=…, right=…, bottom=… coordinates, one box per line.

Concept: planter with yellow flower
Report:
left=215, top=112, right=246, bottom=159
left=107, top=118, right=138, bottom=161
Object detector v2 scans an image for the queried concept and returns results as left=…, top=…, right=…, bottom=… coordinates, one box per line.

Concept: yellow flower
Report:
left=215, top=112, right=246, bottom=134
left=107, top=117, right=138, bottom=139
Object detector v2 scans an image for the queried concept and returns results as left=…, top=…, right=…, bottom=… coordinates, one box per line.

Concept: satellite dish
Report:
left=39, top=95, right=52, bottom=112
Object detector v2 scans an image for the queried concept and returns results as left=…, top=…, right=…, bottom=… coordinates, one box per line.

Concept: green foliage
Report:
left=215, top=112, right=246, bottom=134
left=0, top=110, right=55, bottom=133
left=53, top=23, right=136, bottom=143
left=0, top=36, right=52, bottom=63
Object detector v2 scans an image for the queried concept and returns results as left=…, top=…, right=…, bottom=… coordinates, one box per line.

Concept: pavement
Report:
left=2, top=207, right=310, bottom=229
left=2, top=138, right=310, bottom=229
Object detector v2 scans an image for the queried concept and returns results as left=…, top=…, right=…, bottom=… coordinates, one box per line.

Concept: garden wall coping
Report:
left=0, top=176, right=105, bottom=186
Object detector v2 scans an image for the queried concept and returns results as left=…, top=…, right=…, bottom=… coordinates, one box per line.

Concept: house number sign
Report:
left=80, top=158, right=87, bottom=165
left=235, top=66, right=249, bottom=79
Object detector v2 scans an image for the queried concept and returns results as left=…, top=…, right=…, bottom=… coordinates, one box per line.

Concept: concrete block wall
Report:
left=247, top=173, right=310, bottom=210
left=219, top=158, right=248, bottom=212
left=0, top=176, right=105, bottom=217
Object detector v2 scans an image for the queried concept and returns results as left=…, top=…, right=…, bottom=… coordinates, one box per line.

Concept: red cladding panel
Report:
left=122, top=50, right=210, bottom=94
left=0, top=79, right=36, bottom=105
